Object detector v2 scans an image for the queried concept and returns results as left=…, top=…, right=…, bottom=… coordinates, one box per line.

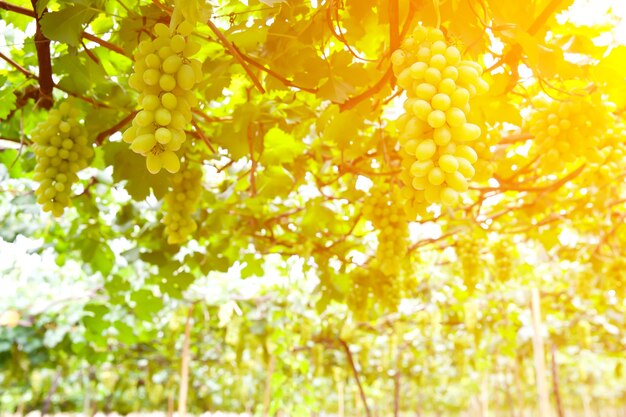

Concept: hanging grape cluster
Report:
left=391, top=24, right=489, bottom=217
left=162, top=163, right=203, bottom=244
left=592, top=122, right=626, bottom=182
left=347, top=268, right=401, bottom=318
left=456, top=235, right=482, bottom=288
left=528, top=93, right=615, bottom=172
left=123, top=21, right=202, bottom=174
left=32, top=100, right=93, bottom=217
left=491, top=240, right=512, bottom=282
left=473, top=128, right=500, bottom=183
left=362, top=185, right=410, bottom=276
left=346, top=270, right=371, bottom=321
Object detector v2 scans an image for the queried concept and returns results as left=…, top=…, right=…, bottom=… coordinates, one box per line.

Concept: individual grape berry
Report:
left=31, top=100, right=93, bottom=217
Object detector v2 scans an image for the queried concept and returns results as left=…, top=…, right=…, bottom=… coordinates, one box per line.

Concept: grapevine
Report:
left=162, top=163, right=203, bottom=244
left=31, top=100, right=93, bottom=217
left=391, top=24, right=489, bottom=217
left=122, top=20, right=202, bottom=174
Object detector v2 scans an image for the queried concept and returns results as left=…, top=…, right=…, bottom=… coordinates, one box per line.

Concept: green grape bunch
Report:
left=162, top=163, right=203, bottom=244
left=527, top=93, right=615, bottom=172
left=32, top=100, right=94, bottom=217
left=123, top=21, right=202, bottom=174
left=391, top=24, right=489, bottom=218
left=456, top=235, right=482, bottom=288
left=363, top=185, right=410, bottom=276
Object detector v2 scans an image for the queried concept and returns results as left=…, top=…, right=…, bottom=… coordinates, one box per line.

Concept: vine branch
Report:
left=338, top=338, right=371, bottom=417
left=95, top=111, right=136, bottom=145
left=30, top=0, right=54, bottom=109
left=206, top=19, right=266, bottom=94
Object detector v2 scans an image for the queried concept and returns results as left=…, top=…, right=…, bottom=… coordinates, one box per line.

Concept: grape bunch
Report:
left=456, top=235, right=482, bottom=288
left=591, top=122, right=626, bottom=182
left=123, top=21, right=202, bottom=174
left=31, top=100, right=93, bottom=217
left=391, top=24, right=489, bottom=218
left=473, top=128, right=500, bottom=183
left=362, top=185, right=410, bottom=276
left=491, top=240, right=512, bottom=282
left=346, top=270, right=371, bottom=321
left=162, top=163, right=203, bottom=244
left=528, top=93, right=615, bottom=172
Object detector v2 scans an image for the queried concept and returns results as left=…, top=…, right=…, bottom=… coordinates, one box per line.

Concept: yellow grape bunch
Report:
left=473, top=128, right=500, bottom=183
left=162, top=163, right=203, bottom=244
left=456, top=235, right=482, bottom=288
left=391, top=24, right=489, bottom=217
left=32, top=100, right=94, bottom=217
left=491, top=240, right=513, bottom=282
left=528, top=93, right=615, bottom=172
left=362, top=186, right=409, bottom=276
left=123, top=21, right=202, bottom=174
left=589, top=122, right=626, bottom=183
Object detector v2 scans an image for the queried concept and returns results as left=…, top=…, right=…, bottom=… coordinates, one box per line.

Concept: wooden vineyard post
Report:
left=530, top=288, right=551, bottom=417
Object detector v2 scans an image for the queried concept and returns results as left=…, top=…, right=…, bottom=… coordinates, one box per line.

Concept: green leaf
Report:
left=40, top=5, right=99, bottom=47
left=0, top=77, right=17, bottom=120
left=317, top=76, right=355, bottom=103
left=92, top=243, right=115, bottom=277
left=256, top=166, right=294, bottom=198
left=131, top=289, right=164, bottom=321
left=103, top=142, right=170, bottom=200
left=261, top=127, right=305, bottom=165
left=241, top=254, right=264, bottom=278
left=323, top=108, right=362, bottom=150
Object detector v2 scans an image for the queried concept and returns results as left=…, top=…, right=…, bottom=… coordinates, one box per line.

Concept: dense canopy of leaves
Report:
left=1, top=0, right=626, bottom=415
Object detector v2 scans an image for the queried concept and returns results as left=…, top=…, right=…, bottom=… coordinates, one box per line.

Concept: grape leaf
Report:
left=40, top=5, right=99, bottom=47
left=261, top=127, right=305, bottom=165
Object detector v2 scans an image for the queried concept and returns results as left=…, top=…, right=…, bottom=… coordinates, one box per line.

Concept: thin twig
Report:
left=95, top=112, right=136, bottom=145
left=338, top=338, right=371, bottom=417
left=206, top=19, right=265, bottom=94
left=0, top=52, right=35, bottom=78
left=82, top=32, right=129, bottom=57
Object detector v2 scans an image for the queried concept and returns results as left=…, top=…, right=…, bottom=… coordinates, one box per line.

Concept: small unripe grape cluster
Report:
left=528, top=94, right=615, bottom=172
left=473, top=129, right=500, bottom=183
left=491, top=240, right=512, bottom=282
left=391, top=24, right=489, bottom=217
left=123, top=21, right=201, bottom=174
left=591, top=123, right=626, bottom=182
left=162, top=164, right=202, bottom=244
left=31, top=101, right=93, bottom=217
left=346, top=270, right=371, bottom=321
left=455, top=235, right=482, bottom=288
left=363, top=186, right=409, bottom=276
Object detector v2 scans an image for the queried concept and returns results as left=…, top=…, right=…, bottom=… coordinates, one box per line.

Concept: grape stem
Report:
left=206, top=19, right=266, bottom=94
left=0, top=51, right=34, bottom=79
left=95, top=111, right=137, bottom=145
